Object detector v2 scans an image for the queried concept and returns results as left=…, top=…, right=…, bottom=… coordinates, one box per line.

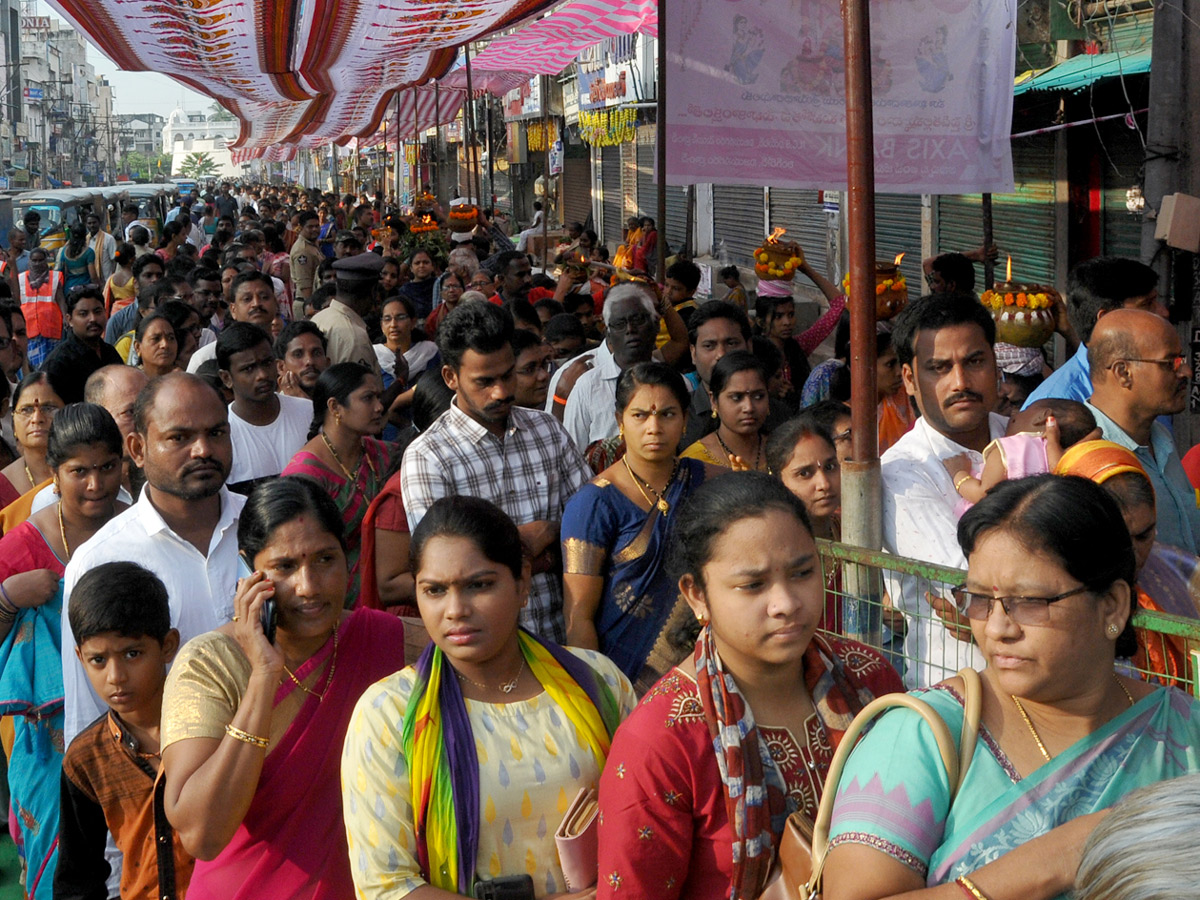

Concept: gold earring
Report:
left=711, top=408, right=719, bottom=420
left=1108, top=624, right=1120, bottom=636
left=696, top=611, right=709, bottom=625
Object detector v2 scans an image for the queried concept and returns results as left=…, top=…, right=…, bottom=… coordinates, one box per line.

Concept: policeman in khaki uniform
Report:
left=289, top=210, right=323, bottom=320
left=311, top=253, right=383, bottom=376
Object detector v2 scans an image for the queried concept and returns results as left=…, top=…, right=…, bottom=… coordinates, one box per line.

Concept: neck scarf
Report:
left=401, top=630, right=620, bottom=894
left=694, top=626, right=789, bottom=900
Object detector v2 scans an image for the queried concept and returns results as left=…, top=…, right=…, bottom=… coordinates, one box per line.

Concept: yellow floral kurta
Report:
left=342, top=648, right=636, bottom=899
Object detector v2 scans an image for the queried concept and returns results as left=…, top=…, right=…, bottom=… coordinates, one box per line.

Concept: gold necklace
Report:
left=282, top=628, right=338, bottom=702
left=455, top=656, right=526, bottom=695
left=715, top=429, right=764, bottom=471
left=320, top=431, right=376, bottom=482
left=23, top=461, right=34, bottom=490
left=1011, top=674, right=1136, bottom=762
left=622, top=456, right=677, bottom=514
left=58, top=503, right=71, bottom=561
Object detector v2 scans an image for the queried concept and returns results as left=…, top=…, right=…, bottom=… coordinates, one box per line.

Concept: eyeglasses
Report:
left=14, top=402, right=62, bottom=420
left=1121, top=355, right=1188, bottom=374
left=516, top=359, right=554, bottom=377
left=950, top=585, right=1090, bottom=626
left=607, top=312, right=652, bottom=333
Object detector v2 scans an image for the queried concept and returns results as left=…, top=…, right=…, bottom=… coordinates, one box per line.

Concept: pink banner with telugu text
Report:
left=665, top=0, right=1016, bottom=193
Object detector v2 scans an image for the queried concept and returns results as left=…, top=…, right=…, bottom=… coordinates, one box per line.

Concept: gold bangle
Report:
left=953, top=472, right=972, bottom=491
left=955, top=875, right=991, bottom=900
left=224, top=724, right=269, bottom=749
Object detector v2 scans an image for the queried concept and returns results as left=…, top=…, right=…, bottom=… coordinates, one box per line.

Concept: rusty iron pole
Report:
left=840, top=0, right=882, bottom=646
left=656, top=0, right=667, bottom=279
left=982, top=193, right=995, bottom=287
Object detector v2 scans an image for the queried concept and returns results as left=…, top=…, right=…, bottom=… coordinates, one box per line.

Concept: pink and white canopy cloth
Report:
left=43, top=0, right=559, bottom=152
left=471, top=0, right=657, bottom=74
left=360, top=86, right=470, bottom=150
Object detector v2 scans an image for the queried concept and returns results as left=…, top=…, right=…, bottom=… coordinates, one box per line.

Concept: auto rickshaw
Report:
left=122, top=184, right=170, bottom=246
left=11, top=188, right=106, bottom=254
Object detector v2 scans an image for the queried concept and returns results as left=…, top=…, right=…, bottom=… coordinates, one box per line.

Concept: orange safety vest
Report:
left=19, top=270, right=63, bottom=340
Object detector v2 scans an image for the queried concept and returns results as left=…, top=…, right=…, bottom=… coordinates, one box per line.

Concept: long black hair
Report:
left=410, top=495, right=523, bottom=581
left=308, top=362, right=373, bottom=439
left=46, top=403, right=122, bottom=469
left=958, top=474, right=1138, bottom=657
left=239, top=476, right=348, bottom=562
left=670, top=471, right=811, bottom=588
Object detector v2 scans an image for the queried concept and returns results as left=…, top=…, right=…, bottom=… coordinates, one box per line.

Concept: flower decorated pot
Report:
left=448, top=204, right=478, bottom=233
left=754, top=237, right=804, bottom=282
left=842, top=263, right=910, bottom=320
left=980, top=285, right=1056, bottom=348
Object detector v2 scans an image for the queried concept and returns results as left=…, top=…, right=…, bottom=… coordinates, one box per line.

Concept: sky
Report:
left=33, top=2, right=214, bottom=118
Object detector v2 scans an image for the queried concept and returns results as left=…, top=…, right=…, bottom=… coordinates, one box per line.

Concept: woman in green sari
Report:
left=824, top=475, right=1200, bottom=900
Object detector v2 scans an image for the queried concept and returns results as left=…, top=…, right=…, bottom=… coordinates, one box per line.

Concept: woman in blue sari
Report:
left=562, top=362, right=722, bottom=693
left=823, top=475, right=1200, bottom=900
left=0, top=403, right=125, bottom=899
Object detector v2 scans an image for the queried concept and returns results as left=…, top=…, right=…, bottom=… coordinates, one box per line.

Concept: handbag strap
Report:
left=804, top=668, right=984, bottom=895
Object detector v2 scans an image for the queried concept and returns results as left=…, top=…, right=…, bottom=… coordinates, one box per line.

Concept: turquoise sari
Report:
left=0, top=585, right=65, bottom=900
left=828, top=684, right=1200, bottom=898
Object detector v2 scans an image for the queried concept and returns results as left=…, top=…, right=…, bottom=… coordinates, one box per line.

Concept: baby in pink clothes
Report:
left=945, top=399, right=1098, bottom=508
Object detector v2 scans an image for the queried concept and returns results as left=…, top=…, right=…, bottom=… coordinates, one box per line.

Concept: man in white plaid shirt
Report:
left=401, top=301, right=590, bottom=642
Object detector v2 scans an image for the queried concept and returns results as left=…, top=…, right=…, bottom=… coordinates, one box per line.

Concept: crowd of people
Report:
left=0, top=182, right=1197, bottom=900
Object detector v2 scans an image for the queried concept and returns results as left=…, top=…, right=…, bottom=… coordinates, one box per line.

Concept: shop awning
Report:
left=1014, top=48, right=1152, bottom=96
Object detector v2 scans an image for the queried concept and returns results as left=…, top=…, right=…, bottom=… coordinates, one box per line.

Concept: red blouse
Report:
left=596, top=636, right=902, bottom=900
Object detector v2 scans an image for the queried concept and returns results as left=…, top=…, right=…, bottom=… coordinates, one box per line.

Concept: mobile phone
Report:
left=238, top=553, right=277, bottom=644
left=473, top=876, right=535, bottom=900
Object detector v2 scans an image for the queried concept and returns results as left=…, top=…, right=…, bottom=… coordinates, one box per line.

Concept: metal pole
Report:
left=541, top=76, right=550, bottom=271
left=840, top=0, right=882, bottom=646
left=412, top=86, right=421, bottom=194
left=394, top=90, right=402, bottom=205
left=433, top=81, right=441, bottom=201
left=655, top=0, right=667, bottom=279
left=486, top=97, right=496, bottom=209
left=981, top=193, right=995, bottom=287
left=464, top=47, right=484, bottom=205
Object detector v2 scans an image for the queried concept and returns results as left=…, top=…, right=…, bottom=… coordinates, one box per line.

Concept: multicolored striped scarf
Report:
left=694, top=625, right=789, bottom=900
left=401, top=630, right=621, bottom=894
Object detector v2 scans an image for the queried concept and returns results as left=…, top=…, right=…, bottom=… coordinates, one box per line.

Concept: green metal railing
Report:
left=816, top=539, right=1200, bottom=698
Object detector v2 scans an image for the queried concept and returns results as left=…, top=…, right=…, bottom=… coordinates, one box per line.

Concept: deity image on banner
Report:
left=916, top=26, right=953, bottom=93
left=725, top=14, right=766, bottom=85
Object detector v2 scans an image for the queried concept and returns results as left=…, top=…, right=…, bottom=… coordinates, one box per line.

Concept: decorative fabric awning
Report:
left=471, top=0, right=657, bottom=74
left=44, top=0, right=560, bottom=151
left=361, top=86, right=470, bottom=150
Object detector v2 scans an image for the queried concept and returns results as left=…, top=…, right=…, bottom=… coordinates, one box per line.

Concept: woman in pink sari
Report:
left=160, top=477, right=406, bottom=900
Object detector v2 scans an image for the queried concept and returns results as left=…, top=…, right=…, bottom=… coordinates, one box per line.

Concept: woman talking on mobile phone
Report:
left=160, top=477, right=406, bottom=900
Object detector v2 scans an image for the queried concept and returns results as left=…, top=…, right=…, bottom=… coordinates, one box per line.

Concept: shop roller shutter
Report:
left=768, top=188, right=830, bottom=277
left=563, top=157, right=592, bottom=231
left=601, top=145, right=623, bottom=248
left=713, top=184, right=765, bottom=267
left=874, top=193, right=924, bottom=288
left=636, top=142, right=689, bottom=255
left=936, top=135, right=1056, bottom=288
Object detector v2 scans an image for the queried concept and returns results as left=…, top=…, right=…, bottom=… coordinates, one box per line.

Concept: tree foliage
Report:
left=180, top=152, right=220, bottom=178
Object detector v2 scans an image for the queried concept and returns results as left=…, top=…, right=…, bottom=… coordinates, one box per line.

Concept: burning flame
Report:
left=1005, top=255, right=1012, bottom=282
left=893, top=252, right=905, bottom=266
left=768, top=227, right=787, bottom=241
left=420, top=215, right=434, bottom=225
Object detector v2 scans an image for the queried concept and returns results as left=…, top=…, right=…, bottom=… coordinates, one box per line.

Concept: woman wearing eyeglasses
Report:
left=821, top=475, right=1200, bottom=900
left=0, top=374, right=64, bottom=531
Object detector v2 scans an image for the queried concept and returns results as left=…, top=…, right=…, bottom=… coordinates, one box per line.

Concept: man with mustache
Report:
left=61, top=372, right=243, bottom=743
left=881, top=292, right=1001, bottom=686
left=400, top=302, right=590, bottom=642
left=40, top=286, right=123, bottom=404
left=273, top=320, right=329, bottom=399
left=1086, top=308, right=1200, bottom=554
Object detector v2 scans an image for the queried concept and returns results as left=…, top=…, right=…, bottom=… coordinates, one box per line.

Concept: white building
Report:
left=162, top=107, right=243, bottom=179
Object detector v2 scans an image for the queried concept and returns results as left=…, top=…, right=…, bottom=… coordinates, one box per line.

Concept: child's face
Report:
left=76, top=630, right=179, bottom=720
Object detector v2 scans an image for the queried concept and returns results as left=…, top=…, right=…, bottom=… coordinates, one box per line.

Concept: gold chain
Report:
left=24, top=461, right=34, bottom=491
left=621, top=456, right=676, bottom=514
left=1012, top=674, right=1135, bottom=762
left=320, top=431, right=376, bottom=482
left=455, top=656, right=526, bottom=695
left=58, top=503, right=71, bottom=561
left=283, top=628, right=338, bottom=702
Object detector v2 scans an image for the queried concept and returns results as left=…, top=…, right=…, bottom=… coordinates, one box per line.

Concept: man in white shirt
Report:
left=881, top=292, right=1003, bottom=687
left=62, top=372, right=244, bottom=743
left=218, top=322, right=312, bottom=493
left=84, top=211, right=117, bottom=283
left=561, top=285, right=660, bottom=452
